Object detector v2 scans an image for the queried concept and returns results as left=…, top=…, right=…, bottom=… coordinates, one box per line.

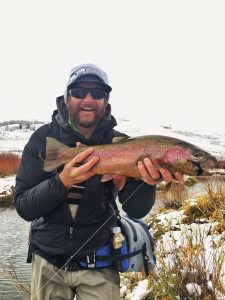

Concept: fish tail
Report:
left=216, top=160, right=225, bottom=169
left=44, top=137, right=69, bottom=172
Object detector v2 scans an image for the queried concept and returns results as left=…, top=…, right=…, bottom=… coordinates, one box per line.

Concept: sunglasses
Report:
left=69, top=88, right=108, bottom=100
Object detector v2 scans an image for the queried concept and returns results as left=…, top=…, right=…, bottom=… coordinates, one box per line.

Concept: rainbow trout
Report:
left=44, top=135, right=219, bottom=180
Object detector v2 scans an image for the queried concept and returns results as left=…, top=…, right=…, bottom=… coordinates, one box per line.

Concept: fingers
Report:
left=59, top=147, right=99, bottom=189
left=138, top=160, right=158, bottom=185
left=138, top=158, right=183, bottom=185
left=67, top=148, right=95, bottom=168
left=75, top=156, right=99, bottom=174
left=158, top=168, right=173, bottom=182
left=174, top=171, right=184, bottom=182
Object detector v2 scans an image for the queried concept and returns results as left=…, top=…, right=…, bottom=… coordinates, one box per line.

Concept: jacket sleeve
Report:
left=13, top=131, right=68, bottom=221
left=118, top=178, right=156, bottom=219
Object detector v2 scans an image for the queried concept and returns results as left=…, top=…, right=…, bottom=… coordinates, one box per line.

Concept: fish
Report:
left=43, top=135, right=220, bottom=180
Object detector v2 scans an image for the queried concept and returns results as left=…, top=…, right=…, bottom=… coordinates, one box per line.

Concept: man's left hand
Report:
left=138, top=158, right=183, bottom=185
left=113, top=158, right=183, bottom=191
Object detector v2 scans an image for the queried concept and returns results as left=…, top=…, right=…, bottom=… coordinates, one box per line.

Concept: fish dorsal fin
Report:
left=112, top=136, right=128, bottom=143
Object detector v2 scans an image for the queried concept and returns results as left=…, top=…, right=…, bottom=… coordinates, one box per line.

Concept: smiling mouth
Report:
left=80, top=107, right=95, bottom=112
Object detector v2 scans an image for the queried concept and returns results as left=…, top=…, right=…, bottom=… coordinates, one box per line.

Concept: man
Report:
left=14, top=64, right=183, bottom=300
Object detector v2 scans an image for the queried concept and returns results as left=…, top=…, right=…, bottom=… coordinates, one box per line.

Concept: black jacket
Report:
left=14, top=97, right=156, bottom=261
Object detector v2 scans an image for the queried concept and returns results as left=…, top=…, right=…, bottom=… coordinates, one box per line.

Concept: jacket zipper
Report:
left=70, top=226, right=74, bottom=238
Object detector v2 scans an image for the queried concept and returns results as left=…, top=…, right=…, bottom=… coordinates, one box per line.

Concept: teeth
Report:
left=81, top=107, right=94, bottom=111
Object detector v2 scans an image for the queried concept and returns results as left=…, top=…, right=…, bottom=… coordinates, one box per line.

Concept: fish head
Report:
left=165, top=145, right=217, bottom=176
left=190, top=148, right=217, bottom=175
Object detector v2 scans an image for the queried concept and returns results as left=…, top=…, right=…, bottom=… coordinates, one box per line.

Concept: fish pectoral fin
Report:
left=101, top=174, right=118, bottom=182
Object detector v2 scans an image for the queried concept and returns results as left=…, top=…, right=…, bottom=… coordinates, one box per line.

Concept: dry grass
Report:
left=143, top=229, right=225, bottom=299
left=182, top=177, right=225, bottom=232
left=124, top=177, right=225, bottom=299
left=156, top=181, right=188, bottom=211
left=0, top=260, right=31, bottom=297
left=0, top=152, right=20, bottom=177
left=121, top=223, right=225, bottom=299
left=0, top=186, right=15, bottom=207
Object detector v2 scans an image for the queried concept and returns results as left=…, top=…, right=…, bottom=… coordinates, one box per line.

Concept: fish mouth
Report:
left=192, top=155, right=217, bottom=176
left=192, top=161, right=212, bottom=176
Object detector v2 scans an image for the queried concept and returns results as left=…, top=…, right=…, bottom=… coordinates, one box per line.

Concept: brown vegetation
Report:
left=0, top=260, right=31, bottom=296
left=0, top=152, right=21, bottom=177
left=182, top=176, right=225, bottom=233
left=156, top=181, right=188, bottom=211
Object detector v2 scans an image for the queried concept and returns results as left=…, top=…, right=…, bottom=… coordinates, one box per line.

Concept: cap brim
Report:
left=69, top=75, right=112, bottom=93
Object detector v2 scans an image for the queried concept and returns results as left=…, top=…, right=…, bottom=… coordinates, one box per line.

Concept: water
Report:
left=0, top=208, right=31, bottom=299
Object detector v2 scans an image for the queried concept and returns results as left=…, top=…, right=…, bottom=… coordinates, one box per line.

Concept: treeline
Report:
left=0, top=120, right=45, bottom=126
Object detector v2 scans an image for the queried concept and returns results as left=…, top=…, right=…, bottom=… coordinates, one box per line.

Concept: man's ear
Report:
left=66, top=94, right=71, bottom=104
left=105, top=93, right=110, bottom=102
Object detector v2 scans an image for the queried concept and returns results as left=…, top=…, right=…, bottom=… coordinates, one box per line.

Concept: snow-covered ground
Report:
left=0, top=123, right=43, bottom=153
left=119, top=203, right=225, bottom=299
left=0, top=176, right=15, bottom=195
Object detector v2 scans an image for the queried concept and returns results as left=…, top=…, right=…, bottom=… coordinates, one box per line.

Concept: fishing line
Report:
left=33, top=181, right=145, bottom=297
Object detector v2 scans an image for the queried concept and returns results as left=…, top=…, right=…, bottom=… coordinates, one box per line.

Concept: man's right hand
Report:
left=59, top=147, right=99, bottom=189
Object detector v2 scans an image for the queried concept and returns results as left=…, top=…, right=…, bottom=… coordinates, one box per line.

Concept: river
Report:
left=0, top=208, right=31, bottom=299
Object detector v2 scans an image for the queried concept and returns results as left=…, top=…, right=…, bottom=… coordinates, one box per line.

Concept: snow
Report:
left=0, top=176, right=15, bottom=194
left=186, top=283, right=202, bottom=296
left=130, top=280, right=149, bottom=300
left=0, top=123, right=43, bottom=153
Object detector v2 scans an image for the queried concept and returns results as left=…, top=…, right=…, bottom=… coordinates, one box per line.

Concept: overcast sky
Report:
left=0, top=0, right=224, bottom=134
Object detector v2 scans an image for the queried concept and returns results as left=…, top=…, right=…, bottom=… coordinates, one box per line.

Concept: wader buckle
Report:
left=86, top=251, right=96, bottom=268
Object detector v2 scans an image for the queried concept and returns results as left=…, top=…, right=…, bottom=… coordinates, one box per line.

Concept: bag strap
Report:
left=142, top=242, right=150, bottom=276
left=91, top=249, right=142, bottom=262
left=105, top=180, right=122, bottom=219
left=105, top=181, right=151, bottom=276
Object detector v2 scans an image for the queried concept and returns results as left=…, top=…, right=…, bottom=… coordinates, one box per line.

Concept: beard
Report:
left=68, top=102, right=106, bottom=130
left=70, top=113, right=100, bottom=128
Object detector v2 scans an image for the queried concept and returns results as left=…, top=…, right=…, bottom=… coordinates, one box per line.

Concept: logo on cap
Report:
left=71, top=68, right=87, bottom=81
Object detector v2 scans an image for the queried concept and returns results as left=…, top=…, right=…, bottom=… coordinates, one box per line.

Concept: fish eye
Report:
left=193, top=151, right=204, bottom=158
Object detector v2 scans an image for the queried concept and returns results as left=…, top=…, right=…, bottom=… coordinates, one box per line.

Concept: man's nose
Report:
left=83, top=92, right=95, bottom=102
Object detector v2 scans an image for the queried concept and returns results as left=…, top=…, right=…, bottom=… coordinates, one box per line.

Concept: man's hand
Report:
left=138, top=158, right=183, bottom=185
left=113, top=158, right=183, bottom=191
left=59, top=147, right=99, bottom=189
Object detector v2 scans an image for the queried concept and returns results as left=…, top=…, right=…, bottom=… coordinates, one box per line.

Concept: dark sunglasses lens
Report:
left=70, top=88, right=87, bottom=99
left=69, top=88, right=106, bottom=100
left=90, top=89, right=106, bottom=99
